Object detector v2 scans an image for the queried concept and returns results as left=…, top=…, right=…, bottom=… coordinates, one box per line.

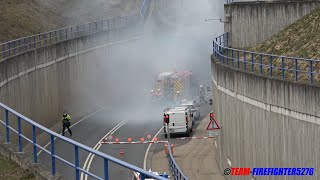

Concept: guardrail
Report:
left=0, top=14, right=140, bottom=61
left=213, top=32, right=320, bottom=85
left=0, top=103, right=168, bottom=180
left=0, top=0, right=168, bottom=179
left=166, top=142, right=188, bottom=180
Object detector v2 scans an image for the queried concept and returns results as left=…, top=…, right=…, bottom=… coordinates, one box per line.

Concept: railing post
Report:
left=270, top=56, right=273, bottom=77
left=226, top=49, right=229, bottom=65
left=17, top=117, right=22, bottom=152
left=66, top=28, right=68, bottom=40
left=32, top=125, right=37, bottom=163
left=260, top=54, right=263, bottom=75
left=50, top=135, right=56, bottom=176
left=95, top=22, right=98, bottom=32
left=55, top=31, right=57, bottom=43
left=232, top=49, right=234, bottom=67
left=50, top=32, right=52, bottom=44
left=310, top=61, right=313, bottom=84
left=75, top=145, right=79, bottom=180
left=60, top=30, right=62, bottom=41
left=244, top=52, right=246, bottom=71
left=281, top=57, right=285, bottom=80
left=44, top=33, right=47, bottom=46
left=140, top=174, right=145, bottom=180
left=39, top=34, right=41, bottom=47
left=226, top=32, right=229, bottom=47
left=33, top=36, right=36, bottom=48
left=18, top=40, right=21, bottom=54
left=71, top=27, right=73, bottom=38
left=251, top=53, right=254, bottom=72
left=295, top=59, right=298, bottom=81
left=24, top=38, right=27, bottom=50
left=237, top=51, right=240, bottom=69
left=5, top=109, right=10, bottom=143
left=13, top=41, right=16, bottom=55
left=2, top=43, right=4, bottom=58
left=8, top=42, right=11, bottom=56
left=104, top=159, right=109, bottom=180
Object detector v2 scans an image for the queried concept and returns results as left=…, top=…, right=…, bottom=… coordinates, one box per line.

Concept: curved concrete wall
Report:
left=0, top=27, right=141, bottom=136
left=225, top=1, right=320, bottom=48
left=211, top=56, right=320, bottom=180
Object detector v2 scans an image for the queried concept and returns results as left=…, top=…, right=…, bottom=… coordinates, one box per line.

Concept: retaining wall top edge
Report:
left=224, top=0, right=320, bottom=6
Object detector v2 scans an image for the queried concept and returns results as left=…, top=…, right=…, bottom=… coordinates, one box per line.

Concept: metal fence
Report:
left=213, top=32, right=320, bottom=85
left=167, top=142, right=188, bottom=180
left=0, top=0, right=170, bottom=179
left=0, top=103, right=169, bottom=180
left=0, top=15, right=140, bottom=60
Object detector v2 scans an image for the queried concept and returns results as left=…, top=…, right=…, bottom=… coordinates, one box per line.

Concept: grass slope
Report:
left=0, top=155, right=35, bottom=180
left=0, top=0, right=142, bottom=42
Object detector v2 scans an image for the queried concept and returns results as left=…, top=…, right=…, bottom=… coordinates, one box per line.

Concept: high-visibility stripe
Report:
left=174, top=80, right=182, bottom=97
left=100, top=140, right=168, bottom=144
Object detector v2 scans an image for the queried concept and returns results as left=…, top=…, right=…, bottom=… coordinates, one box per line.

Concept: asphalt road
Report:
left=36, top=100, right=211, bottom=180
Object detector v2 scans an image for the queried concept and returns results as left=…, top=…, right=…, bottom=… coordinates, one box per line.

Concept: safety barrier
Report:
left=213, top=32, right=320, bottom=85
left=0, top=0, right=168, bottom=179
left=0, top=103, right=168, bottom=180
left=0, top=9, right=149, bottom=61
left=166, top=142, right=188, bottom=180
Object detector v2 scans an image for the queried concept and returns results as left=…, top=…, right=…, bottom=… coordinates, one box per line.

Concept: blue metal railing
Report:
left=0, top=102, right=168, bottom=180
left=0, top=14, right=141, bottom=60
left=213, top=32, right=320, bottom=84
left=166, top=143, right=188, bottom=180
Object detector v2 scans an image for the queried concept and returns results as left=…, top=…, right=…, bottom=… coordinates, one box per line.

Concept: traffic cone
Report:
left=120, top=148, right=124, bottom=156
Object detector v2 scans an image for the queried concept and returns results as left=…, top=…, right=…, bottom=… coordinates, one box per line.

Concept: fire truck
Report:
left=151, top=71, right=198, bottom=103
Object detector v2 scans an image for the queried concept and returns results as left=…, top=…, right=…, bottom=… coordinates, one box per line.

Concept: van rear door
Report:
left=169, top=111, right=187, bottom=132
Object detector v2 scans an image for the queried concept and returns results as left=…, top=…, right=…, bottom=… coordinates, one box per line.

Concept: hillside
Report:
left=0, top=0, right=142, bottom=42
left=248, top=6, right=320, bottom=83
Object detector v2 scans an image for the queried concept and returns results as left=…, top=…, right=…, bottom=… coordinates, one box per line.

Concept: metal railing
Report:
left=167, top=142, right=188, bottom=180
left=0, top=14, right=140, bottom=60
left=0, top=0, right=168, bottom=179
left=213, top=32, right=320, bottom=85
left=0, top=102, right=168, bottom=180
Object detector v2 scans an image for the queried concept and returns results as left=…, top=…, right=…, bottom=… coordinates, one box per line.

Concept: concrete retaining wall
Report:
left=225, top=1, right=320, bottom=48
left=0, top=27, right=141, bottom=137
left=211, top=55, right=320, bottom=180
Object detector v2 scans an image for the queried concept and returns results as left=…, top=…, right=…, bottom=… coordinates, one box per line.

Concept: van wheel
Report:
left=186, top=130, right=190, bottom=137
left=190, top=128, right=193, bottom=133
left=165, top=134, right=167, bottom=138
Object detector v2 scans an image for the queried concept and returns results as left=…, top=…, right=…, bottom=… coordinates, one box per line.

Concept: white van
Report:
left=163, top=107, right=193, bottom=138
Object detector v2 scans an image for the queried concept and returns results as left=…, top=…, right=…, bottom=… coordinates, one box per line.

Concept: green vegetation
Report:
left=228, top=6, right=320, bottom=84
left=0, top=155, right=35, bottom=180
left=0, top=0, right=142, bottom=42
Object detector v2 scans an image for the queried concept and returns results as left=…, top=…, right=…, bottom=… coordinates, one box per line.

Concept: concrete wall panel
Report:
left=225, top=1, right=320, bottom=48
left=212, top=56, right=320, bottom=180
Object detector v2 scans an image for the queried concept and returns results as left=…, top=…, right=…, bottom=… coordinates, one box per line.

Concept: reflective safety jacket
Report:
left=62, top=114, right=71, bottom=124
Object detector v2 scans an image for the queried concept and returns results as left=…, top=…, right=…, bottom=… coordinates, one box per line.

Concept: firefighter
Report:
left=62, top=112, right=72, bottom=136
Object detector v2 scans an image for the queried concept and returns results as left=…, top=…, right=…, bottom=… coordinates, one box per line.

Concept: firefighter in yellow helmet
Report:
left=62, top=112, right=72, bottom=136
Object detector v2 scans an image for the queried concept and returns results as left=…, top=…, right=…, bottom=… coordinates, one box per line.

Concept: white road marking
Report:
left=80, top=120, right=127, bottom=180
left=37, top=107, right=105, bottom=156
left=143, top=126, right=164, bottom=170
